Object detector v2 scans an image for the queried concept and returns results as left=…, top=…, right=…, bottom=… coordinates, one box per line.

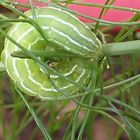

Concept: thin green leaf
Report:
left=16, top=88, right=52, bottom=140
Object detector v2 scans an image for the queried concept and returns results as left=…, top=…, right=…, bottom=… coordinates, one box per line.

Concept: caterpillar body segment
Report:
left=25, top=6, right=102, bottom=58
left=1, top=7, right=103, bottom=99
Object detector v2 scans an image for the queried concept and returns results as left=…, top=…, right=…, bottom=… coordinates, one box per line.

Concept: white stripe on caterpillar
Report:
left=51, top=27, right=93, bottom=51
left=20, top=81, right=38, bottom=95
left=35, top=15, right=97, bottom=47
left=50, top=65, right=78, bottom=78
left=47, top=6, right=102, bottom=46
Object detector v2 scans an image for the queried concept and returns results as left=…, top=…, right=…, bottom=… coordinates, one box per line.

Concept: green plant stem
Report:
left=69, top=1, right=140, bottom=14
left=11, top=40, right=140, bottom=60
left=29, top=0, right=37, bottom=20
left=0, top=18, right=29, bottom=23
left=0, top=0, right=28, bottom=18
left=109, top=101, right=140, bottom=139
left=76, top=66, right=99, bottom=140
left=0, top=1, right=49, bottom=44
left=103, top=40, right=140, bottom=56
left=5, top=0, right=140, bottom=28
left=8, top=0, right=140, bottom=15
left=5, top=1, right=36, bottom=9
left=114, top=14, right=140, bottom=41
left=0, top=75, right=6, bottom=140
left=116, top=25, right=139, bottom=42
left=0, top=13, right=9, bottom=19
left=94, top=0, right=111, bottom=32
left=16, top=88, right=52, bottom=140
left=48, top=3, right=140, bottom=26
left=76, top=96, right=93, bottom=140
left=103, top=96, right=140, bottom=116
left=70, top=96, right=85, bottom=140
left=71, top=68, right=97, bottom=140
left=46, top=73, right=140, bottom=100
left=11, top=50, right=86, bottom=59
left=9, top=86, right=20, bottom=140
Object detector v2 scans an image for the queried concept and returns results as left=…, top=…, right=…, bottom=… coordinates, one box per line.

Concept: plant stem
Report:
left=103, top=40, right=140, bottom=56
left=49, top=3, right=140, bottom=26
left=11, top=50, right=86, bottom=59
left=70, top=1, right=140, bottom=14
left=94, top=0, right=110, bottom=32
left=12, top=40, right=140, bottom=59
left=16, top=88, right=52, bottom=140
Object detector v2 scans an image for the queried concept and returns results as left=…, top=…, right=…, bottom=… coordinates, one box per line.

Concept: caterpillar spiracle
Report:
left=1, top=7, right=103, bottom=100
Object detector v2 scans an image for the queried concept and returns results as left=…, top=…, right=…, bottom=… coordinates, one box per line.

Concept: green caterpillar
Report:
left=1, top=7, right=103, bottom=99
